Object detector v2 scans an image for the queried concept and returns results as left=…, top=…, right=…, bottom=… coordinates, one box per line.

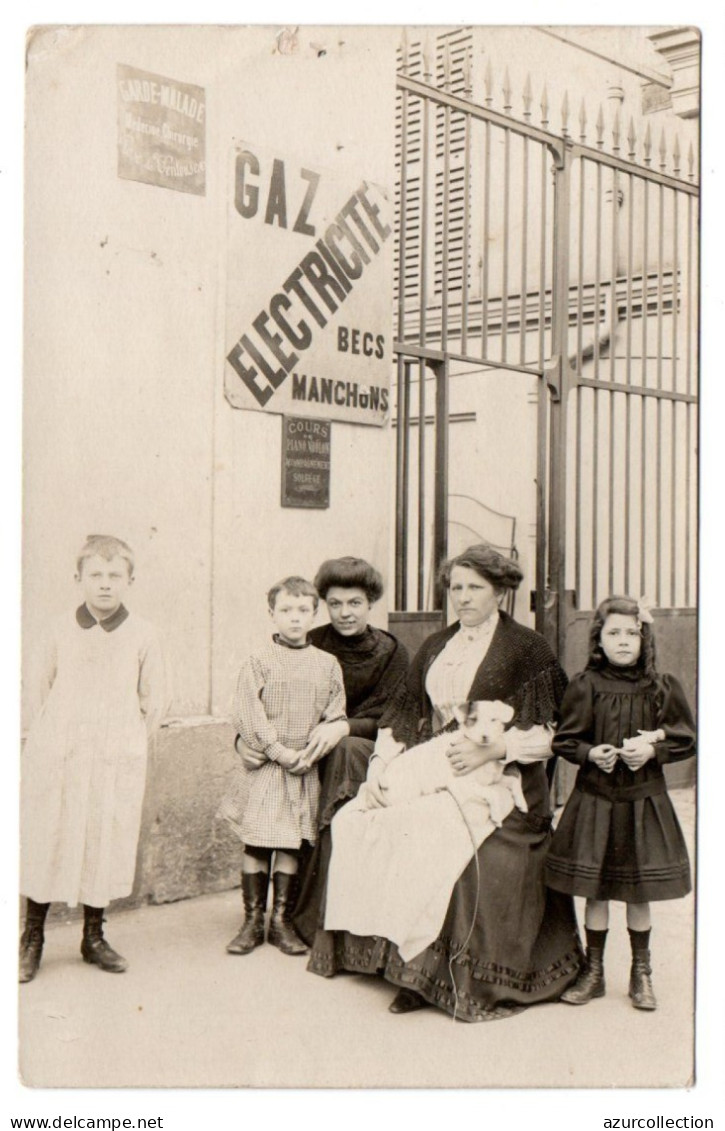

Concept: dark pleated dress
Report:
left=545, top=664, right=695, bottom=903
left=307, top=613, right=584, bottom=1022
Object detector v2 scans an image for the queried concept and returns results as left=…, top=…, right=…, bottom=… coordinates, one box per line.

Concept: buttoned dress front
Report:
left=20, top=605, right=170, bottom=908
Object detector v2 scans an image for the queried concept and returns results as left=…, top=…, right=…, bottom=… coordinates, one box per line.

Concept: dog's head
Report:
left=450, top=700, right=515, bottom=745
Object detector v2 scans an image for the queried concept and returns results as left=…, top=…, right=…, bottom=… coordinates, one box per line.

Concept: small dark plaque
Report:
left=281, top=416, right=331, bottom=509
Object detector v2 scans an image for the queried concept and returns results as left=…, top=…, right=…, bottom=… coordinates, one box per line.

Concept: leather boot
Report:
left=226, top=871, right=268, bottom=955
left=629, top=952, right=657, bottom=1010
left=19, top=899, right=50, bottom=984
left=561, top=946, right=606, bottom=1004
left=81, top=906, right=128, bottom=973
left=389, top=987, right=428, bottom=1014
left=267, top=872, right=309, bottom=956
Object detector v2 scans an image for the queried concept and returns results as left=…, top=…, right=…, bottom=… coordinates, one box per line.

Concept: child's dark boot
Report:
left=561, top=928, right=607, bottom=1005
left=628, top=929, right=657, bottom=1010
left=81, top=905, right=128, bottom=973
left=19, top=898, right=50, bottom=983
left=267, top=872, right=309, bottom=956
left=226, top=871, right=268, bottom=955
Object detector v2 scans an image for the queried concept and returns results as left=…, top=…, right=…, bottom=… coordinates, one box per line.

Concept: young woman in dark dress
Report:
left=545, top=595, right=695, bottom=1011
left=308, top=544, right=583, bottom=1022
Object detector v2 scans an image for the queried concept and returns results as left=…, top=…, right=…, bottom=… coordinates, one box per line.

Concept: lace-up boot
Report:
left=267, top=872, right=309, bottom=955
left=81, top=906, right=128, bottom=973
left=226, top=871, right=269, bottom=954
left=19, top=899, right=50, bottom=983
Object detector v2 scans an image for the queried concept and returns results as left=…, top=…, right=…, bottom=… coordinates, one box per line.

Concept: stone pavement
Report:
left=17, top=790, right=695, bottom=1090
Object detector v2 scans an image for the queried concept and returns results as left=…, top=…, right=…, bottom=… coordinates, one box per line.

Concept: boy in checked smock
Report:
left=218, top=576, right=346, bottom=957
left=19, top=535, right=170, bottom=983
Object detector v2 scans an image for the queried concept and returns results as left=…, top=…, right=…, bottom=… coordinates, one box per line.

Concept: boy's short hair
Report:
left=267, top=576, right=319, bottom=611
left=77, top=534, right=135, bottom=577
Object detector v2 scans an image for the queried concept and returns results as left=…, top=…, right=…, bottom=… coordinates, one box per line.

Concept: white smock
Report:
left=324, top=614, right=552, bottom=961
left=20, top=607, right=170, bottom=907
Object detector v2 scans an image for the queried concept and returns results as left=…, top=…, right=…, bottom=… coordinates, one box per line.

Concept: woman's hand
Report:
left=301, top=719, right=351, bottom=766
left=446, top=733, right=506, bottom=776
left=587, top=743, right=619, bottom=773
left=619, top=736, right=656, bottom=771
left=363, top=755, right=390, bottom=807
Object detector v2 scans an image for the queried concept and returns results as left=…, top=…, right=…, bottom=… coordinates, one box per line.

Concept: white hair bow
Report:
left=636, top=596, right=654, bottom=625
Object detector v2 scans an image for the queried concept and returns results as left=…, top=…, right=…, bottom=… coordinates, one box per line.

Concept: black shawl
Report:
left=379, top=611, right=568, bottom=749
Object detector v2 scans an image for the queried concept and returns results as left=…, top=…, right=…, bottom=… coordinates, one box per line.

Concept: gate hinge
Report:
left=543, top=357, right=561, bottom=402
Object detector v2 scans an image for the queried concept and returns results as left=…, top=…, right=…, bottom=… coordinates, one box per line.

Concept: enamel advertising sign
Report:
left=224, top=143, right=394, bottom=426
left=117, top=64, right=206, bottom=196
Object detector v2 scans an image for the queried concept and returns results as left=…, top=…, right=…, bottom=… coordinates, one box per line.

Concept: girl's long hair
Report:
left=587, top=595, right=658, bottom=685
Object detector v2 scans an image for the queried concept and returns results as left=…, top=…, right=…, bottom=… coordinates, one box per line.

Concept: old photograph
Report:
left=7, top=12, right=717, bottom=1112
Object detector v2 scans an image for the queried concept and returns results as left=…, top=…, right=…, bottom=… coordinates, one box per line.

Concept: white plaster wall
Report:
left=23, top=26, right=398, bottom=719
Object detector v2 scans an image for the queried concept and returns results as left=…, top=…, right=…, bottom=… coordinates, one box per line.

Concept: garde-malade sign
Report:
left=117, top=64, right=206, bottom=196
left=224, top=142, right=393, bottom=426
left=281, top=416, right=331, bottom=509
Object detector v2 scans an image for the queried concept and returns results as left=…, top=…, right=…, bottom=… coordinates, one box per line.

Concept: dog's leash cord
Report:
left=444, top=786, right=482, bottom=1023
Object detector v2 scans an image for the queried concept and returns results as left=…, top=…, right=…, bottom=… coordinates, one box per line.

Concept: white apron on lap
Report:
left=324, top=768, right=526, bottom=962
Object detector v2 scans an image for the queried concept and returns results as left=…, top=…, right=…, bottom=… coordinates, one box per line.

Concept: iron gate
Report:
left=392, top=30, right=699, bottom=658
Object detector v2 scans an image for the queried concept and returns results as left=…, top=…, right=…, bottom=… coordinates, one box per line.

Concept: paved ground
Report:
left=17, top=790, right=696, bottom=1090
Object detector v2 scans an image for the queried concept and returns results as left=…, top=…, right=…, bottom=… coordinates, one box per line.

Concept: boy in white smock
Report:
left=19, top=535, right=170, bottom=982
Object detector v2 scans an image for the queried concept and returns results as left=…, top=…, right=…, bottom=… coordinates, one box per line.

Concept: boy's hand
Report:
left=274, top=746, right=303, bottom=771
left=588, top=743, right=619, bottom=773
left=302, top=719, right=350, bottom=765
left=235, top=735, right=267, bottom=770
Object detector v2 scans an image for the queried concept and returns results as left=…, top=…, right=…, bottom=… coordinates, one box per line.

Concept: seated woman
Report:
left=235, top=557, right=408, bottom=948
left=308, top=543, right=583, bottom=1022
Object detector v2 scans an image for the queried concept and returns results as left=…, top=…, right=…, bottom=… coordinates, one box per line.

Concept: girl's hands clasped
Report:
left=587, top=743, right=619, bottom=773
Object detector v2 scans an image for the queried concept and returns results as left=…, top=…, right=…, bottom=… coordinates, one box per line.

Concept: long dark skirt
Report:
left=307, top=764, right=583, bottom=1022
left=293, top=735, right=374, bottom=946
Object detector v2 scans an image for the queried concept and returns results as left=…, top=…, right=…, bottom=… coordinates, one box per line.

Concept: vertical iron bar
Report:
left=519, top=135, right=529, bottom=365
left=549, top=142, right=571, bottom=659
left=397, top=84, right=408, bottom=354
left=538, top=140, right=548, bottom=368
left=394, top=355, right=406, bottom=609
left=670, top=400, right=677, bottom=606
left=641, top=180, right=649, bottom=386
left=461, top=110, right=471, bottom=354
left=592, top=388, right=599, bottom=604
left=417, top=360, right=426, bottom=610
left=501, top=127, right=511, bottom=362
left=576, top=159, right=585, bottom=374
left=536, top=371, right=548, bottom=636
left=420, top=93, right=430, bottom=350
left=671, top=190, right=679, bottom=606
left=433, top=359, right=450, bottom=610
left=481, top=119, right=491, bottom=362
left=624, top=173, right=634, bottom=592
left=574, top=158, right=585, bottom=603
left=401, top=361, right=411, bottom=609
left=655, top=183, right=664, bottom=605
left=594, top=163, right=602, bottom=382
left=441, top=102, right=450, bottom=352
left=684, top=193, right=693, bottom=605
left=640, top=180, right=649, bottom=598
left=685, top=403, right=691, bottom=604
left=607, top=166, right=618, bottom=594
left=640, top=398, right=647, bottom=597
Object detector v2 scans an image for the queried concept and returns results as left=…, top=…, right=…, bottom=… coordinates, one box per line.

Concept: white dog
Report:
left=361, top=699, right=527, bottom=819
